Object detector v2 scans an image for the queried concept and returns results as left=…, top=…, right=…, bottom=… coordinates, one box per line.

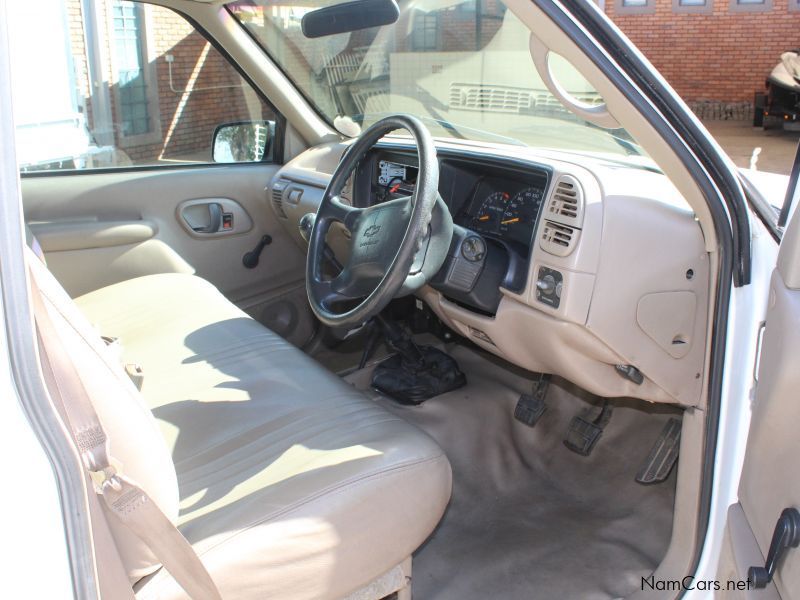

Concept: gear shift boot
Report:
left=370, top=316, right=466, bottom=404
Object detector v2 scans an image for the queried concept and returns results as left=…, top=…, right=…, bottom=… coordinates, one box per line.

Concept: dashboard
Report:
left=268, top=139, right=711, bottom=410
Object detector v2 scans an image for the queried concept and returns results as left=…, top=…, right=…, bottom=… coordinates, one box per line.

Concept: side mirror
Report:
left=212, top=121, right=274, bottom=163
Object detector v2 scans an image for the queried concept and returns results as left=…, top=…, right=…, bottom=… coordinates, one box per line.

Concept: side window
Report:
left=9, top=0, right=278, bottom=173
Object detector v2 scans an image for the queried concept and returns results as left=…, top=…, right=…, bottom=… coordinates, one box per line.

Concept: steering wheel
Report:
left=306, top=115, right=453, bottom=329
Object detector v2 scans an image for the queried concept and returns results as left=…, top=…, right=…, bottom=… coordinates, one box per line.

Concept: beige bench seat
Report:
left=69, top=273, right=451, bottom=599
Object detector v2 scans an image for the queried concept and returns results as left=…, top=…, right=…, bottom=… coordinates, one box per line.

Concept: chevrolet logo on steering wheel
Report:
left=363, top=222, right=382, bottom=238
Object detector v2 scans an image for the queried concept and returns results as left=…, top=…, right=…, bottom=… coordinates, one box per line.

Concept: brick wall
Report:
left=605, top=0, right=800, bottom=107
left=65, top=0, right=273, bottom=165
left=126, top=7, right=259, bottom=162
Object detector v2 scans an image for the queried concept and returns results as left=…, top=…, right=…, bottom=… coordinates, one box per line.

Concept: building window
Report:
left=729, top=0, right=772, bottom=11
left=615, top=0, right=655, bottom=14
left=411, top=13, right=440, bottom=51
left=112, top=1, right=152, bottom=136
left=673, top=0, right=712, bottom=14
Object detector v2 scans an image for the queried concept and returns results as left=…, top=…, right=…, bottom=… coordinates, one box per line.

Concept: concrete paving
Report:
left=703, top=120, right=799, bottom=176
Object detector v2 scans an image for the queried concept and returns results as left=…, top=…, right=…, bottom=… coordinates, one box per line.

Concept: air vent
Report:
left=270, top=180, right=288, bottom=219
left=540, top=221, right=580, bottom=257
left=546, top=174, right=583, bottom=227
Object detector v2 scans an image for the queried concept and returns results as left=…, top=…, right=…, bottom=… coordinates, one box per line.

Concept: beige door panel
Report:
left=717, top=208, right=800, bottom=597
left=718, top=504, right=780, bottom=599
left=21, top=165, right=311, bottom=340
left=29, top=219, right=158, bottom=252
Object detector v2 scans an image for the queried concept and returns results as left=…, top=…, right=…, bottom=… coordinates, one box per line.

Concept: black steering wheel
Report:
left=305, top=115, right=453, bottom=328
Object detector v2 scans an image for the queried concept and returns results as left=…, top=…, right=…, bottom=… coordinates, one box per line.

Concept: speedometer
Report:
left=499, top=187, right=544, bottom=244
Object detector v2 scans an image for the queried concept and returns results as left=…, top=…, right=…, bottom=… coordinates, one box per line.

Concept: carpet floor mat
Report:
left=346, top=343, right=679, bottom=600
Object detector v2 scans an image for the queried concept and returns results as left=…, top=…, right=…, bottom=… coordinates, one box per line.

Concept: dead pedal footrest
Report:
left=635, top=417, right=681, bottom=484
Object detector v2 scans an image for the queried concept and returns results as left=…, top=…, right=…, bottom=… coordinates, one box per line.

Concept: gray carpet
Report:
left=346, top=342, right=679, bottom=600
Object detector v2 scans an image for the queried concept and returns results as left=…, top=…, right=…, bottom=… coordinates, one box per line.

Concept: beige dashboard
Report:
left=269, top=139, right=710, bottom=408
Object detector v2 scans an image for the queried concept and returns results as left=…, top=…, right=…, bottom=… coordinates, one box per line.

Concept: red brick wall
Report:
left=65, top=0, right=274, bottom=165
left=605, top=0, right=800, bottom=105
left=126, top=8, right=260, bottom=162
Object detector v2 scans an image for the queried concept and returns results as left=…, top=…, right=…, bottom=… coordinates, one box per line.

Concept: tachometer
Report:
left=472, top=191, right=510, bottom=234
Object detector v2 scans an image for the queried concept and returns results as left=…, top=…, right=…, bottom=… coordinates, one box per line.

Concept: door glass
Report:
left=112, top=1, right=152, bottom=137
left=7, top=0, right=279, bottom=172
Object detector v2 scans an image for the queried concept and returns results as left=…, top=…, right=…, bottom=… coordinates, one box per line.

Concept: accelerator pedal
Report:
left=514, top=374, right=550, bottom=427
left=636, top=418, right=681, bottom=484
left=564, top=400, right=613, bottom=456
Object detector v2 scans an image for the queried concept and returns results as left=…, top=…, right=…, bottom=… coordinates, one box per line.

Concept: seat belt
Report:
left=29, top=267, right=223, bottom=600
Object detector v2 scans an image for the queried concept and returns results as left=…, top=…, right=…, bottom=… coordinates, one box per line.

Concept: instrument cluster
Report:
left=371, top=156, right=548, bottom=251
left=459, top=177, right=546, bottom=247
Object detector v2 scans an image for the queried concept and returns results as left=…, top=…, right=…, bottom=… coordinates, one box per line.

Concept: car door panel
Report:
left=29, top=219, right=159, bottom=252
left=717, top=208, right=800, bottom=598
left=21, top=164, right=314, bottom=344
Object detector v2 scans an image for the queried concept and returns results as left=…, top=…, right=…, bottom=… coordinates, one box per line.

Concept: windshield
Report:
left=228, top=0, right=648, bottom=159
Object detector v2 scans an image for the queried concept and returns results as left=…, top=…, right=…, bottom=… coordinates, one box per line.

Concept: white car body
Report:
left=1, top=0, right=798, bottom=598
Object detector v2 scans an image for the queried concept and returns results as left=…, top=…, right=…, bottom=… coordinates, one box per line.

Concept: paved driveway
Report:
left=704, top=120, right=799, bottom=176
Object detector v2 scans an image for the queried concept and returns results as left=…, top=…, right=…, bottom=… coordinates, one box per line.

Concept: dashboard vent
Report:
left=540, top=221, right=580, bottom=257
left=546, top=175, right=583, bottom=227
left=271, top=180, right=288, bottom=219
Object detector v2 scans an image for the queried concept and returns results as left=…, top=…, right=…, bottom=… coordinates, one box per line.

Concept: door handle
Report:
left=178, top=198, right=252, bottom=237
left=748, top=507, right=800, bottom=588
left=192, top=202, right=223, bottom=233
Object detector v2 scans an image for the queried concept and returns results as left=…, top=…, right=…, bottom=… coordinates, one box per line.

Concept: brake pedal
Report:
left=564, top=400, right=613, bottom=456
left=514, top=375, right=549, bottom=427
left=636, top=418, right=681, bottom=484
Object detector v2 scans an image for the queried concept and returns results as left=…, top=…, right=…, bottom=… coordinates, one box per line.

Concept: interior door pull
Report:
left=748, top=507, right=800, bottom=588
left=193, top=202, right=223, bottom=233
